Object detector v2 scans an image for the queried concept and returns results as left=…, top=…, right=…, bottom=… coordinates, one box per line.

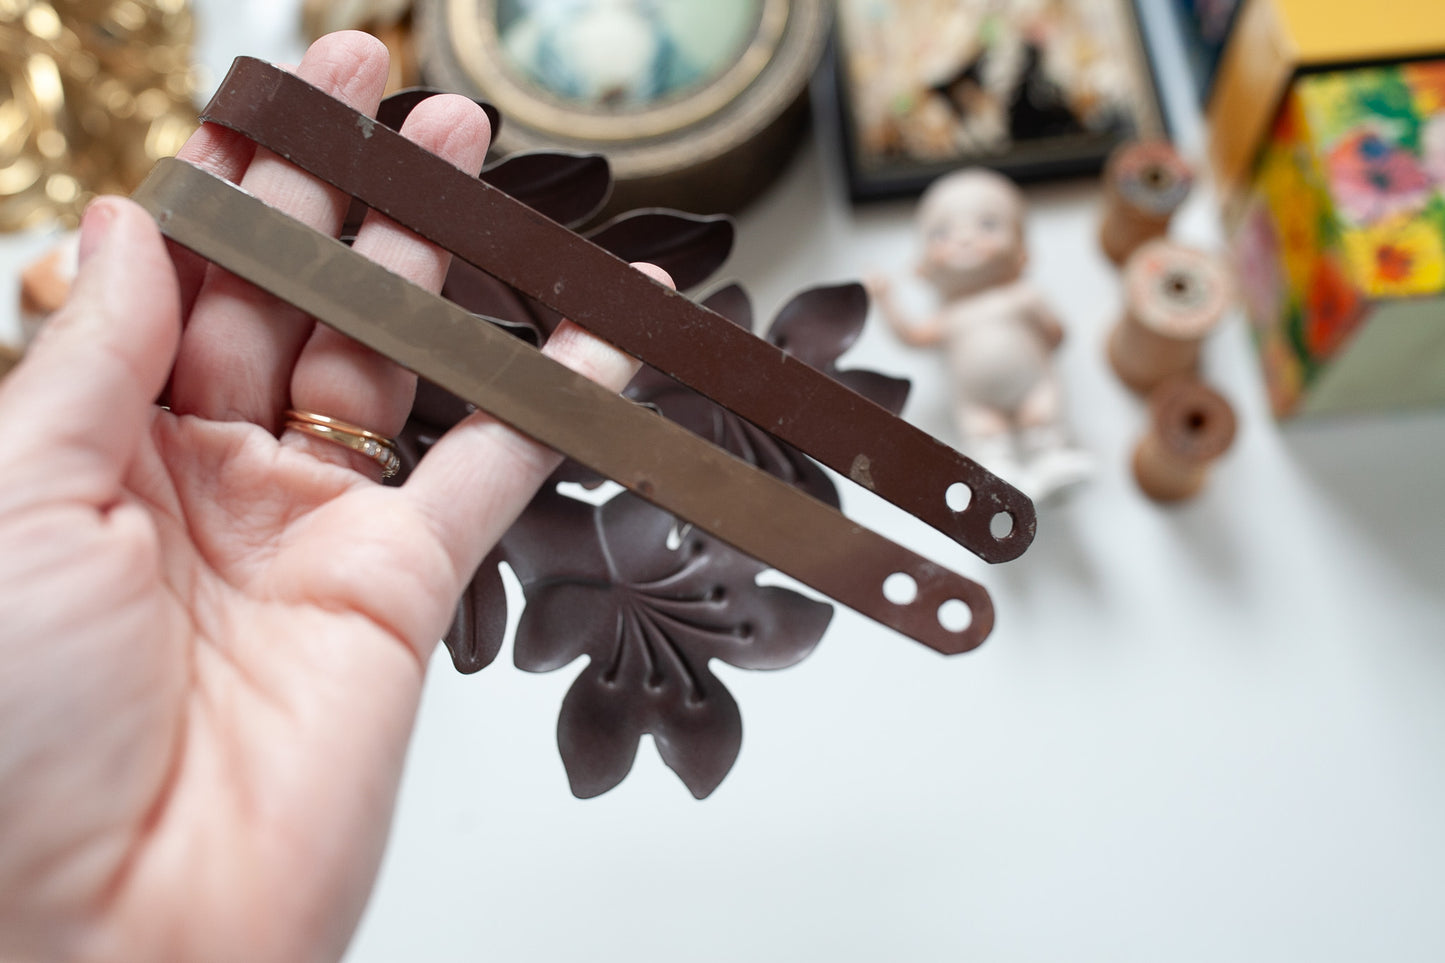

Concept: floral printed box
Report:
left=1231, top=59, right=1445, bottom=418
left=1205, top=0, right=1445, bottom=210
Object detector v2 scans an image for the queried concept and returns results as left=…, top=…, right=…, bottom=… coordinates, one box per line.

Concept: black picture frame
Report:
left=825, top=0, right=1169, bottom=201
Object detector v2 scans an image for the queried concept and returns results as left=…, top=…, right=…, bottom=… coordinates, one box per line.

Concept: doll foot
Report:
left=1021, top=446, right=1094, bottom=503
left=967, top=437, right=1027, bottom=492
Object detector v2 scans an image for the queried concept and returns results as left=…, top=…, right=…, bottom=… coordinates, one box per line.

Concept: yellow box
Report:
left=1207, top=0, right=1445, bottom=208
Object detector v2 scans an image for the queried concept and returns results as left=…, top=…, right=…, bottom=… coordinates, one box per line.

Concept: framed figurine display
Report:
left=416, top=0, right=831, bottom=214
left=829, top=0, right=1167, bottom=199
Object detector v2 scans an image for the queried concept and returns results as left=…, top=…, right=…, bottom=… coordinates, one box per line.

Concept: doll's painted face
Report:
left=916, top=169, right=1027, bottom=299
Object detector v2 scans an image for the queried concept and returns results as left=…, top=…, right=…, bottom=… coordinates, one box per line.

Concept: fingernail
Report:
left=78, top=199, right=116, bottom=264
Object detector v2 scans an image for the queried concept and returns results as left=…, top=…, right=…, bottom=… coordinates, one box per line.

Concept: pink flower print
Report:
left=1231, top=203, right=1286, bottom=332
left=1423, top=115, right=1445, bottom=188
left=1326, top=128, right=1434, bottom=225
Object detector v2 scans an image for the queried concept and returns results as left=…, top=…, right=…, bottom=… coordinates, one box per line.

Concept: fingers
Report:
left=282, top=94, right=492, bottom=478
left=402, top=263, right=673, bottom=593
left=167, top=31, right=390, bottom=431
left=0, top=198, right=180, bottom=512
left=169, top=124, right=256, bottom=316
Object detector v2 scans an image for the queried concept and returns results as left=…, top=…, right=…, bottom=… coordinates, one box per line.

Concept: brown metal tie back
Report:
left=196, top=56, right=1036, bottom=565
left=133, top=158, right=998, bottom=654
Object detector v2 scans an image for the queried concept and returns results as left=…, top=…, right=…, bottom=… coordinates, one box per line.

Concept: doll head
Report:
left=915, top=168, right=1028, bottom=299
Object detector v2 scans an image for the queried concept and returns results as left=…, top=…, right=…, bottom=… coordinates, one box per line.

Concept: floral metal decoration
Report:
left=387, top=91, right=909, bottom=797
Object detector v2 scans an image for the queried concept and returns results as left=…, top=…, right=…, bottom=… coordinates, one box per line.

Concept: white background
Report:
left=6, top=1, right=1445, bottom=960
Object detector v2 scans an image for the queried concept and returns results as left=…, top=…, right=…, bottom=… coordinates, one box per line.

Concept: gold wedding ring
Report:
left=284, top=409, right=401, bottom=479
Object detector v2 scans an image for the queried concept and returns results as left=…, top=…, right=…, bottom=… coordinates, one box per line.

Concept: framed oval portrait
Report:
left=416, top=0, right=831, bottom=214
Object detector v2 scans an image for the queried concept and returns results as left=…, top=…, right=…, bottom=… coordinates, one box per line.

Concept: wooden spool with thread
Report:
left=1099, top=141, right=1193, bottom=267
left=19, top=237, right=77, bottom=344
left=1108, top=240, right=1230, bottom=394
left=1133, top=375, right=1237, bottom=502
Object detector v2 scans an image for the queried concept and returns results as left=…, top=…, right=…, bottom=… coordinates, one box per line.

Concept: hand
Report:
left=0, top=31, right=661, bottom=963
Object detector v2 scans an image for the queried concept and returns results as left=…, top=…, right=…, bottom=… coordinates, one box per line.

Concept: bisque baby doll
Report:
left=871, top=167, right=1092, bottom=502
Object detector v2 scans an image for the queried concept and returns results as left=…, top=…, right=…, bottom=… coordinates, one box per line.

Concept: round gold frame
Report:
left=415, top=0, right=830, bottom=214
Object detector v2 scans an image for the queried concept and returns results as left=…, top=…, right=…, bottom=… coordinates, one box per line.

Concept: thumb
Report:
left=0, top=197, right=182, bottom=510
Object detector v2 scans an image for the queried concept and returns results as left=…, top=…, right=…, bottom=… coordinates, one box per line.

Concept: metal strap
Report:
left=198, top=57, right=1036, bottom=563
left=134, top=158, right=995, bottom=654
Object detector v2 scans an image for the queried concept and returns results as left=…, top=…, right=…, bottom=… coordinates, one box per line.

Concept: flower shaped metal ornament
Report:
left=396, top=187, right=913, bottom=794
left=401, top=283, right=907, bottom=797
left=626, top=281, right=911, bottom=508
left=351, top=77, right=932, bottom=797
left=505, top=484, right=833, bottom=798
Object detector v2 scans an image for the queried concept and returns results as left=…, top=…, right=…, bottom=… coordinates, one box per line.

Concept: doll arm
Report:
left=1025, top=288, right=1065, bottom=351
left=866, top=274, right=946, bottom=348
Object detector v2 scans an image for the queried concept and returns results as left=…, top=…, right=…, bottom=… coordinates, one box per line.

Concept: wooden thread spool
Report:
left=19, top=237, right=76, bottom=344
left=1132, top=375, right=1236, bottom=502
left=1099, top=141, right=1193, bottom=266
left=1108, top=239, right=1230, bottom=394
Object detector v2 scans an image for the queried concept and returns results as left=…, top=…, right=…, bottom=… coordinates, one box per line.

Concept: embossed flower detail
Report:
left=626, top=281, right=911, bottom=508
left=505, top=486, right=831, bottom=798
left=387, top=91, right=912, bottom=797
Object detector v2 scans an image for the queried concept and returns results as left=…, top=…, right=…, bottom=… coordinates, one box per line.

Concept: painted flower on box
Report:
left=1299, top=68, right=1405, bottom=146
left=1259, top=145, right=1323, bottom=293
left=1231, top=201, right=1286, bottom=333
left=1341, top=213, right=1445, bottom=298
left=1325, top=127, right=1434, bottom=226
left=1423, top=115, right=1445, bottom=188
left=1303, top=255, right=1365, bottom=358
left=1405, top=60, right=1445, bottom=116
left=1259, top=329, right=1304, bottom=417
left=1268, top=85, right=1305, bottom=144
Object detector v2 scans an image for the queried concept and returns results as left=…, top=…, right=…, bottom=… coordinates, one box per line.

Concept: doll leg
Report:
left=956, top=401, right=1024, bottom=484
left=1013, top=371, right=1093, bottom=502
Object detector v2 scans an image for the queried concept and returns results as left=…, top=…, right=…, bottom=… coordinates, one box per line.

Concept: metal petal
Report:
left=652, top=665, right=743, bottom=799
left=514, top=581, right=617, bottom=673
left=443, top=550, right=508, bottom=674
left=557, top=660, right=646, bottom=798
left=835, top=368, right=912, bottom=417
left=481, top=151, right=611, bottom=227
left=585, top=209, right=735, bottom=291
left=767, top=283, right=870, bottom=371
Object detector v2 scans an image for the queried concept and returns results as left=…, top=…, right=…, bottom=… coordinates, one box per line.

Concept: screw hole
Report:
left=708, top=586, right=727, bottom=603
left=937, top=599, right=973, bottom=633
left=882, top=572, right=918, bottom=605
left=945, top=481, right=972, bottom=512
left=990, top=511, right=1014, bottom=539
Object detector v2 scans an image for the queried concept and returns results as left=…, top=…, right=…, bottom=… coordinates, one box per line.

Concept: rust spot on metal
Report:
left=850, top=454, right=875, bottom=490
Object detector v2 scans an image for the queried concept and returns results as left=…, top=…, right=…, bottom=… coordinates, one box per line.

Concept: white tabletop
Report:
left=8, top=2, right=1445, bottom=960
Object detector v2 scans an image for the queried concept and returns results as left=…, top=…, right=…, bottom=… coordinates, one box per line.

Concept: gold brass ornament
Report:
left=0, top=0, right=198, bottom=232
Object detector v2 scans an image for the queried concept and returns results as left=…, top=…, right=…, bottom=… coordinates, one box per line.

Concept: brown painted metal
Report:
left=133, top=158, right=995, bottom=653
left=198, top=57, right=1036, bottom=564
